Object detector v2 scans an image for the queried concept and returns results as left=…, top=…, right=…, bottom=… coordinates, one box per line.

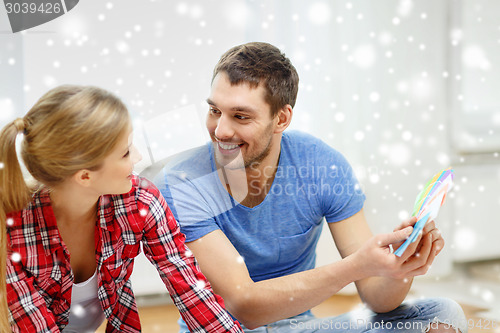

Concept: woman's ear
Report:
left=72, top=169, right=92, bottom=187
left=274, top=104, right=293, bottom=134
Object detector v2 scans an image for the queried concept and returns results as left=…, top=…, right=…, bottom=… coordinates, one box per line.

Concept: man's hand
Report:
left=352, top=216, right=443, bottom=281
left=331, top=211, right=446, bottom=313
left=393, top=217, right=445, bottom=275
left=394, top=217, right=445, bottom=257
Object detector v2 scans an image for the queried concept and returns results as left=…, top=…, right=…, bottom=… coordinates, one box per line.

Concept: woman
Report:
left=0, top=85, right=242, bottom=332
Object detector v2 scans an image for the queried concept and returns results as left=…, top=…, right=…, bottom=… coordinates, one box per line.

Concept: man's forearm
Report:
left=355, top=276, right=413, bottom=313
left=232, top=256, right=360, bottom=329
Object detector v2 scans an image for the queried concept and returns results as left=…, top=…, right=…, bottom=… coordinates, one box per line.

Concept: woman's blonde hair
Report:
left=0, top=85, right=130, bottom=331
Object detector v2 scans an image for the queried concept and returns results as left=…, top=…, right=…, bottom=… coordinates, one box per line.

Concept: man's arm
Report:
left=329, top=209, right=444, bottom=313
left=186, top=220, right=414, bottom=329
left=186, top=229, right=360, bottom=329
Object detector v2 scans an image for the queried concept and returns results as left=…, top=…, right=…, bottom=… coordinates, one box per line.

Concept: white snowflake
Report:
left=388, top=143, right=411, bottom=166
left=0, top=99, right=15, bottom=123
left=398, top=210, right=409, bottom=220
left=454, top=228, right=476, bottom=251
left=11, top=252, right=21, bottom=262
left=397, top=0, right=414, bottom=17
left=378, top=32, right=393, bottom=45
left=481, top=290, right=495, bottom=303
left=195, top=280, right=206, bottom=290
left=369, top=173, right=380, bottom=184
left=176, top=3, right=188, bottom=15
left=402, top=131, right=412, bottom=141
left=225, top=2, right=251, bottom=28
left=436, top=152, right=450, bottom=166
left=115, top=41, right=130, bottom=54
left=43, top=76, right=57, bottom=87
left=354, top=131, right=365, bottom=142
left=462, top=45, right=491, bottom=70
left=308, top=2, right=331, bottom=25
left=369, top=92, right=380, bottom=102
left=72, top=304, right=85, bottom=317
left=352, top=45, right=376, bottom=68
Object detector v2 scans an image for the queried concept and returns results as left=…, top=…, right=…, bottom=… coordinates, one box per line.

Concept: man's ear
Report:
left=274, top=105, right=293, bottom=134
left=72, top=169, right=92, bottom=187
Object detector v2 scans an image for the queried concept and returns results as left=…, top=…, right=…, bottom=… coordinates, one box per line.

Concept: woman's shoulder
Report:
left=7, top=189, right=49, bottom=226
left=130, top=174, right=162, bottom=202
left=6, top=190, right=53, bottom=255
left=106, top=174, right=165, bottom=214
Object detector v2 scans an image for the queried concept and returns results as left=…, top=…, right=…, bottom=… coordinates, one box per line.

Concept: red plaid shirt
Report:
left=6, top=175, right=241, bottom=333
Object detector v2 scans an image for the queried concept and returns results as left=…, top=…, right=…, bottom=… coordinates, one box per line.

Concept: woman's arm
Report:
left=7, top=258, right=60, bottom=333
left=139, top=188, right=242, bottom=333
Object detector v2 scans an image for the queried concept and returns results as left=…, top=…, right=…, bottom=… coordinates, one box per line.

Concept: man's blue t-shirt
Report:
left=154, top=131, right=365, bottom=283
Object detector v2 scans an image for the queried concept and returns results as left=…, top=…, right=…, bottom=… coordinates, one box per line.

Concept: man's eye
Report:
left=235, top=115, right=248, bottom=120
left=209, top=107, right=220, bottom=114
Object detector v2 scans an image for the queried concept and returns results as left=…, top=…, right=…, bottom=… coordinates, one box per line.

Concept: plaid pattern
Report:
left=6, top=175, right=241, bottom=333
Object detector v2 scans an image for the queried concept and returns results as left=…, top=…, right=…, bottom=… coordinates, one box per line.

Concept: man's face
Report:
left=206, top=72, right=276, bottom=170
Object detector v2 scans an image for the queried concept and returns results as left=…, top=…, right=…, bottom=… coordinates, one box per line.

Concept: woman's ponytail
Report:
left=0, top=118, right=32, bottom=332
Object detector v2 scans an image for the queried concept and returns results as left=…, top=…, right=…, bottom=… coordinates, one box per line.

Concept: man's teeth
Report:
left=218, top=142, right=239, bottom=150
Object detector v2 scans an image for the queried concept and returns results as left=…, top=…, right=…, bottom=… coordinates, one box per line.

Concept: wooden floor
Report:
left=97, top=295, right=498, bottom=332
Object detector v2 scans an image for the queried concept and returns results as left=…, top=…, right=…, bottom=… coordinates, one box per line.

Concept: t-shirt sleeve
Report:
left=154, top=169, right=222, bottom=243
left=313, top=138, right=366, bottom=223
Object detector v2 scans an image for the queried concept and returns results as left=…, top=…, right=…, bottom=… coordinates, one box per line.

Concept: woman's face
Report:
left=90, top=124, right=142, bottom=195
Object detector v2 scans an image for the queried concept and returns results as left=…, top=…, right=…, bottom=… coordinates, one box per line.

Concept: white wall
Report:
left=1, top=0, right=499, bottom=295
left=0, top=5, right=24, bottom=130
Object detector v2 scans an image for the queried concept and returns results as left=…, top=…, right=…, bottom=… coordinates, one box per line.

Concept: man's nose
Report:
left=214, top=114, right=235, bottom=140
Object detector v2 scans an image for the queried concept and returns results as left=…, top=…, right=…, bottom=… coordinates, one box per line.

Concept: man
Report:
left=152, top=42, right=467, bottom=332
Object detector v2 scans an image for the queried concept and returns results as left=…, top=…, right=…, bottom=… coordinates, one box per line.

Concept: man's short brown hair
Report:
left=212, top=42, right=299, bottom=117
